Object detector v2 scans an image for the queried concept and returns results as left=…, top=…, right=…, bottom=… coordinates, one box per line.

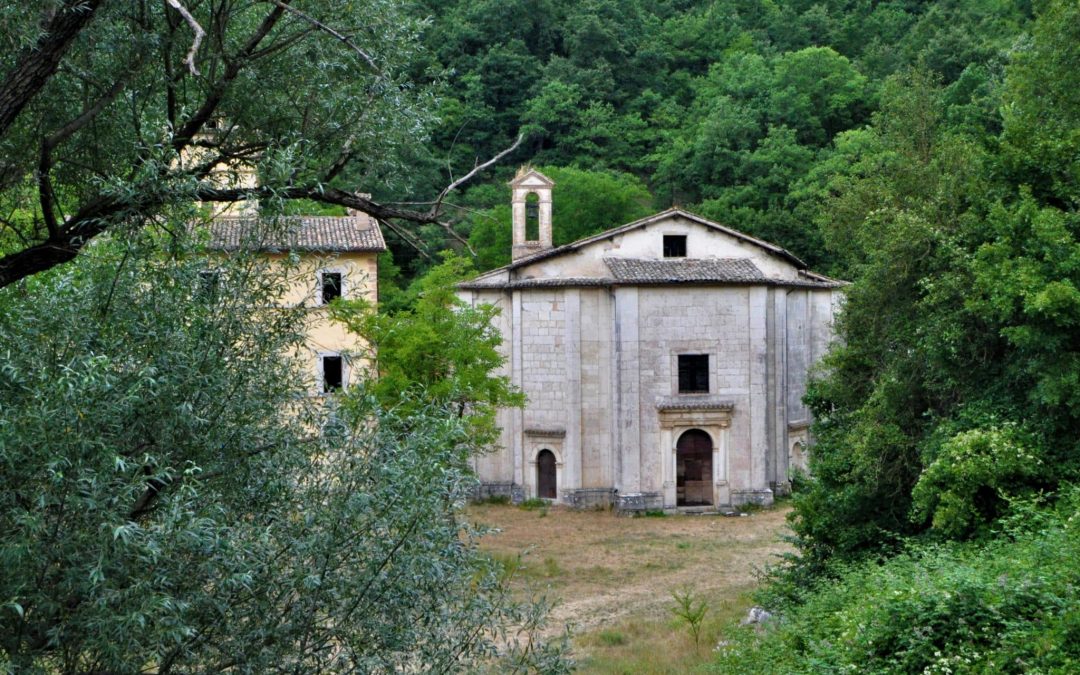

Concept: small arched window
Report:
left=525, top=192, right=540, bottom=241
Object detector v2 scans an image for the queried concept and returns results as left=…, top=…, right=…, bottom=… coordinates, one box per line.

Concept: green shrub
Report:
left=713, top=487, right=1080, bottom=674
left=911, top=425, right=1048, bottom=538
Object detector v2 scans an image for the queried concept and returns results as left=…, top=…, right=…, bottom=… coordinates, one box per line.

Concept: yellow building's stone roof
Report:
left=208, top=215, right=385, bottom=253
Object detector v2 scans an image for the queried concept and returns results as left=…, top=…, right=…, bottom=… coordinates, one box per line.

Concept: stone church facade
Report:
left=460, top=169, right=843, bottom=511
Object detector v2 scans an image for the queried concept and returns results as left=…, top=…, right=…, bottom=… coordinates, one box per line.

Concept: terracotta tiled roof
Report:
left=605, top=257, right=765, bottom=283
left=207, top=215, right=385, bottom=253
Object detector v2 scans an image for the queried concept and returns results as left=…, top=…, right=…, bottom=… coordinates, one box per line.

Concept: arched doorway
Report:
left=537, top=449, right=557, bottom=499
left=676, top=430, right=713, bottom=506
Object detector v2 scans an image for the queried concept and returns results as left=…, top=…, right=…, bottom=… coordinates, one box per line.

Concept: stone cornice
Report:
left=655, top=395, right=735, bottom=411
left=524, top=426, right=566, bottom=438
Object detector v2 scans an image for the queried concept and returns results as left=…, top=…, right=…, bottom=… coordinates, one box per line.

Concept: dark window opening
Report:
left=678, top=354, right=709, bottom=393
left=322, top=355, right=343, bottom=392
left=321, top=272, right=342, bottom=304
left=663, top=235, right=687, bottom=258
left=197, top=269, right=220, bottom=301
left=525, top=192, right=540, bottom=241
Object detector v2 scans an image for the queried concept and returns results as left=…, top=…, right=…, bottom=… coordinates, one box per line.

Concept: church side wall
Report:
left=785, top=290, right=811, bottom=424
left=783, top=287, right=842, bottom=478
left=464, top=289, right=516, bottom=492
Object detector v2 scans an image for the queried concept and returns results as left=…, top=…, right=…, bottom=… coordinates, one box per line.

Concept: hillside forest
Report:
left=396, top=0, right=1080, bottom=670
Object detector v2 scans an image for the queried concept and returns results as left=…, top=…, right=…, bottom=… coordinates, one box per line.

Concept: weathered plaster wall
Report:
left=263, top=251, right=377, bottom=391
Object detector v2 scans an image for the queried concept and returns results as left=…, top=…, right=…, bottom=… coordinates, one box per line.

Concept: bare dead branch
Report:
left=172, top=1, right=289, bottom=151
left=0, top=131, right=524, bottom=289
left=263, top=0, right=381, bottom=73
left=377, top=218, right=434, bottom=262
left=438, top=219, right=476, bottom=256
left=431, top=133, right=524, bottom=214
left=164, top=0, right=206, bottom=76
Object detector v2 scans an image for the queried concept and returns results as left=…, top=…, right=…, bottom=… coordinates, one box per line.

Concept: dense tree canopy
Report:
left=0, top=0, right=510, bottom=289
left=791, top=0, right=1080, bottom=566
left=331, top=252, right=524, bottom=447
left=0, top=233, right=568, bottom=671
left=387, top=0, right=1030, bottom=275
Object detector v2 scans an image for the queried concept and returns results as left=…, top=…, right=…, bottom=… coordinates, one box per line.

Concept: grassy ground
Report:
left=468, top=502, right=793, bottom=673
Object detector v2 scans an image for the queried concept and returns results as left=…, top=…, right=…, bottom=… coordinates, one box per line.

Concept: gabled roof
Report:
left=500, top=208, right=806, bottom=271
left=458, top=207, right=847, bottom=291
left=207, top=215, right=385, bottom=253
left=509, top=167, right=555, bottom=188
left=457, top=269, right=844, bottom=291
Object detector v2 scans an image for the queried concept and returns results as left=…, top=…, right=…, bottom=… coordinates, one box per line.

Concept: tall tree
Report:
left=0, top=0, right=513, bottom=288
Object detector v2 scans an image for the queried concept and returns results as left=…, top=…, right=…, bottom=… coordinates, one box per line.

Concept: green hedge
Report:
left=714, top=489, right=1080, bottom=674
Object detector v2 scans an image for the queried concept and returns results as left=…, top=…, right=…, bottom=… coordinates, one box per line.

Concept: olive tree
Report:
left=0, top=232, right=568, bottom=672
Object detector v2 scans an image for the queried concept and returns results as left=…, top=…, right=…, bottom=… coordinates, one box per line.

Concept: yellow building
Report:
left=207, top=211, right=384, bottom=393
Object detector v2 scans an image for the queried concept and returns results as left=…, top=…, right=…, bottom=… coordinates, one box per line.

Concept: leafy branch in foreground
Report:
left=0, top=233, right=566, bottom=672
left=331, top=251, right=524, bottom=450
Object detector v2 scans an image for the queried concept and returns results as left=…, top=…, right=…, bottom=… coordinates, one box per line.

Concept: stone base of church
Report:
left=731, top=488, right=775, bottom=507
left=564, top=487, right=617, bottom=510
left=615, top=491, right=664, bottom=515
left=473, top=481, right=525, bottom=504
left=770, top=481, right=792, bottom=498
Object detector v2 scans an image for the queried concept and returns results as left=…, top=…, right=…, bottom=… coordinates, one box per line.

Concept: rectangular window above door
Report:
left=678, top=354, right=709, bottom=393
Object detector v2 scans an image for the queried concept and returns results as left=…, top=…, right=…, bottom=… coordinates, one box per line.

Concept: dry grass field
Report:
left=468, top=502, right=794, bottom=673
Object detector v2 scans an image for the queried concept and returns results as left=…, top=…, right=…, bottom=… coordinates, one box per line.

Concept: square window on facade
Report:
left=663, top=235, right=687, bottom=258
left=322, top=354, right=344, bottom=392
left=321, top=272, right=342, bottom=304
left=678, top=354, right=709, bottom=393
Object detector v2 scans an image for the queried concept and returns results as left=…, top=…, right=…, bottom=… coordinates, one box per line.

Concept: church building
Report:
left=459, top=168, right=843, bottom=511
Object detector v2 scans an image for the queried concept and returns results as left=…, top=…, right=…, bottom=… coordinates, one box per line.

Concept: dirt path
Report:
left=470, top=504, right=794, bottom=635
